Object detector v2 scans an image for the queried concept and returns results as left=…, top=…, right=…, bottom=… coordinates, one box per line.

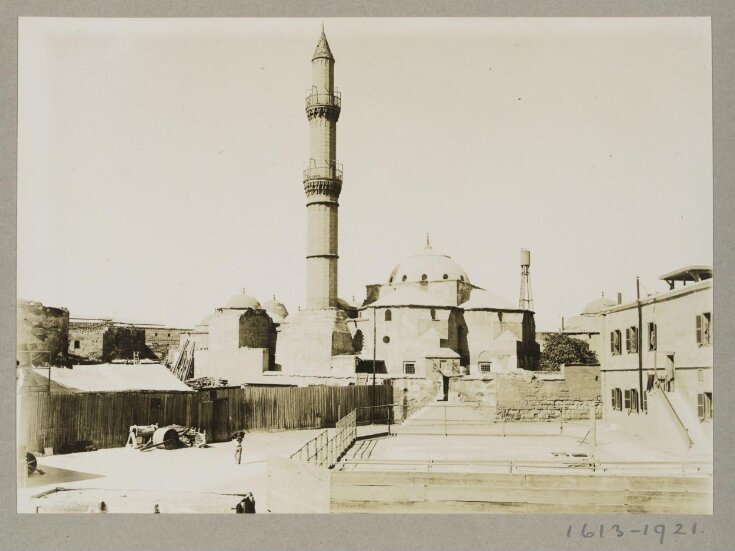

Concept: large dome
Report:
left=388, top=244, right=470, bottom=284
left=224, top=292, right=261, bottom=310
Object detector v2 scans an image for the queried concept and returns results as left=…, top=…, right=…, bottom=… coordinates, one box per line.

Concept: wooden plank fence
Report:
left=18, top=385, right=393, bottom=452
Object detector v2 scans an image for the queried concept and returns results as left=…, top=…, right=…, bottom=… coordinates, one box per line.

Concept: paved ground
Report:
left=341, top=403, right=712, bottom=475
left=19, top=429, right=323, bottom=514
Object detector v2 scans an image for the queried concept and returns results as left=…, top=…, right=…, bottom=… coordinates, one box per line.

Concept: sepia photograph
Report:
left=15, top=17, right=713, bottom=516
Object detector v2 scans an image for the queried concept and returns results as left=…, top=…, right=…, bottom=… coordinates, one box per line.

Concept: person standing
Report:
left=234, top=435, right=243, bottom=465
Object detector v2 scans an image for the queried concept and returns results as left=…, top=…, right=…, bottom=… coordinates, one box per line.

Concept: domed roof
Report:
left=388, top=243, right=470, bottom=285
left=263, top=298, right=289, bottom=322
left=582, top=295, right=617, bottom=315
left=224, top=292, right=261, bottom=310
left=461, top=288, right=513, bottom=310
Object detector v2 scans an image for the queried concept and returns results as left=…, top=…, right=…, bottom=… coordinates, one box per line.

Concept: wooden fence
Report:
left=18, top=385, right=393, bottom=452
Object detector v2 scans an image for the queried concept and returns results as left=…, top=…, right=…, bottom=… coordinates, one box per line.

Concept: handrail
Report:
left=305, top=91, right=341, bottom=109
left=303, top=162, right=343, bottom=182
left=289, top=409, right=357, bottom=469
left=655, top=386, right=694, bottom=448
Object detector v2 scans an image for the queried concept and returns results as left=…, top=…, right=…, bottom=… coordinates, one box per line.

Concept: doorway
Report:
left=441, top=375, right=449, bottom=401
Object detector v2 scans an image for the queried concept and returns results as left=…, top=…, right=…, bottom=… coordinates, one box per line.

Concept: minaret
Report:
left=275, top=27, right=353, bottom=374
left=304, top=26, right=342, bottom=309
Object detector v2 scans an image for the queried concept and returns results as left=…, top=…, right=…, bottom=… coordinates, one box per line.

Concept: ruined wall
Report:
left=17, top=301, right=69, bottom=366
left=68, top=321, right=108, bottom=362
left=144, top=328, right=190, bottom=361
left=495, top=365, right=602, bottom=420
left=103, top=326, right=147, bottom=362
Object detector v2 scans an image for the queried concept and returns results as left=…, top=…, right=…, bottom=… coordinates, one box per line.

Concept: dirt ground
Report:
left=18, top=429, right=324, bottom=513
left=18, top=411, right=712, bottom=513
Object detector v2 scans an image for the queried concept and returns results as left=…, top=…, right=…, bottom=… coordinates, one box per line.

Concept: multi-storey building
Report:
left=599, top=266, right=712, bottom=454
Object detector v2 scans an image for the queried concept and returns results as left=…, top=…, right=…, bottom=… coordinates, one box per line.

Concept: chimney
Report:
left=617, top=292, right=622, bottom=305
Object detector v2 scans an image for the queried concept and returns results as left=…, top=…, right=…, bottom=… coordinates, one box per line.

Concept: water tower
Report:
left=519, top=248, right=534, bottom=311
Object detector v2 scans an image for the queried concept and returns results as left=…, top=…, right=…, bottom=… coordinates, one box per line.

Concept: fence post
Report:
left=444, top=405, right=447, bottom=437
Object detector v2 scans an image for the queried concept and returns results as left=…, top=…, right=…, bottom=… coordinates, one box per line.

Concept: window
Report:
left=697, top=369, right=704, bottom=382
left=696, top=313, right=712, bottom=346
left=623, top=389, right=631, bottom=411
left=697, top=392, right=713, bottom=421
left=421, top=274, right=428, bottom=282
left=648, top=322, right=657, bottom=351
left=401, top=275, right=407, bottom=282
left=629, top=389, right=639, bottom=413
left=479, top=362, right=492, bottom=373
left=625, top=327, right=639, bottom=353
left=611, top=388, right=622, bottom=411
left=384, top=309, right=392, bottom=322
left=73, top=340, right=80, bottom=349
left=443, top=274, right=448, bottom=280
left=430, top=308, right=436, bottom=320
left=389, top=277, right=393, bottom=283
left=642, top=391, right=648, bottom=412
left=610, top=330, right=622, bottom=355
left=403, top=362, right=416, bottom=375
left=382, top=336, right=390, bottom=344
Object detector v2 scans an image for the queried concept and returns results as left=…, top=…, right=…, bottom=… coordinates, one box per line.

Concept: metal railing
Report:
left=337, top=458, right=712, bottom=477
left=302, top=162, right=343, bottom=183
left=289, top=410, right=356, bottom=469
left=305, top=91, right=341, bottom=109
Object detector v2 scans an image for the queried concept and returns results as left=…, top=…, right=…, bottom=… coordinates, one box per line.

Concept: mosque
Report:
left=178, top=28, right=540, bottom=398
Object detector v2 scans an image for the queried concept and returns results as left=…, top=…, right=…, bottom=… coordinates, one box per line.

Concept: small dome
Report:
left=224, top=292, right=261, bottom=310
left=388, top=243, right=470, bottom=285
left=264, top=299, right=289, bottom=322
left=582, top=296, right=617, bottom=315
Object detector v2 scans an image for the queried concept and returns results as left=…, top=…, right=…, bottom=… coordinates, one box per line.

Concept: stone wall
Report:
left=17, top=301, right=69, bottom=366
left=144, top=328, right=190, bottom=361
left=494, top=364, right=602, bottom=421
left=69, top=321, right=148, bottom=363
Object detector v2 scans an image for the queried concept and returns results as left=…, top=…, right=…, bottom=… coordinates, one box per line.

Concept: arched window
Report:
left=430, top=308, right=436, bottom=320
left=421, top=274, right=428, bottom=281
left=401, top=275, right=407, bottom=282
left=443, top=274, right=448, bottom=280
left=385, top=310, right=392, bottom=322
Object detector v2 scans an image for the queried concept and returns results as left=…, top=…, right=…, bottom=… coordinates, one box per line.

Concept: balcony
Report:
left=303, top=161, right=343, bottom=183
left=305, top=90, right=341, bottom=110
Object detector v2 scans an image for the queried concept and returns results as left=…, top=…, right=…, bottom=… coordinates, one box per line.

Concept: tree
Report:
left=539, top=333, right=598, bottom=371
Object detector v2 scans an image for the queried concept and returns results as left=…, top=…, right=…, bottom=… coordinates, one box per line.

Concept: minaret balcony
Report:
left=305, top=91, right=341, bottom=121
left=303, top=162, right=343, bottom=184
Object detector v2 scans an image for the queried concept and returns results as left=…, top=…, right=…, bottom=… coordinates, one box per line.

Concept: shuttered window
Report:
left=698, top=392, right=713, bottom=420
left=642, top=391, right=648, bottom=412
left=610, top=330, right=622, bottom=355
left=623, top=389, right=631, bottom=411
left=696, top=313, right=712, bottom=346
left=625, top=327, right=639, bottom=353
left=648, top=322, right=657, bottom=351
left=629, top=389, right=639, bottom=413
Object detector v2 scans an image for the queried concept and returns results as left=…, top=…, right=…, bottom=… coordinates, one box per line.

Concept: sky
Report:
left=17, top=17, right=713, bottom=330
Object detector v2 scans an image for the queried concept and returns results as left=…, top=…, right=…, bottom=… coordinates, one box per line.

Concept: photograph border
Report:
left=1, top=1, right=733, bottom=550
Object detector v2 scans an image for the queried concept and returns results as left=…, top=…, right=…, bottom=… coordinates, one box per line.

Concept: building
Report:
left=17, top=300, right=70, bottom=367
left=537, top=293, right=620, bottom=360
left=68, top=318, right=149, bottom=363
left=350, top=240, right=540, bottom=400
left=599, top=266, right=713, bottom=455
left=178, top=28, right=539, bottom=396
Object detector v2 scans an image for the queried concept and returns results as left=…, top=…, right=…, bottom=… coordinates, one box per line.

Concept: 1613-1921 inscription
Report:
left=567, top=523, right=701, bottom=545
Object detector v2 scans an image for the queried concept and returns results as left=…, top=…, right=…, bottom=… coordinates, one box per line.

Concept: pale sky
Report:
left=18, top=17, right=713, bottom=330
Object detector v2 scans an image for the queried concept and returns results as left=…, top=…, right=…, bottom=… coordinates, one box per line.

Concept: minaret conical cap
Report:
left=312, top=25, right=334, bottom=61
